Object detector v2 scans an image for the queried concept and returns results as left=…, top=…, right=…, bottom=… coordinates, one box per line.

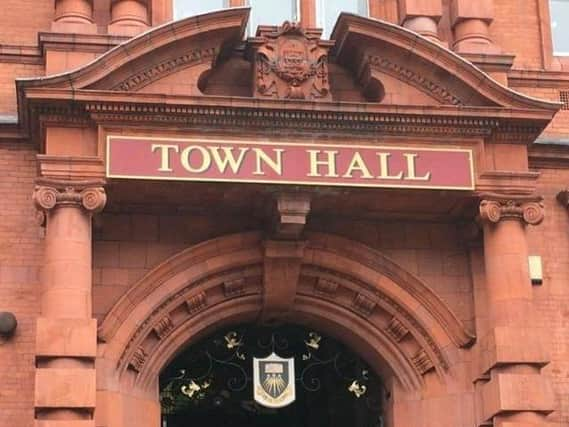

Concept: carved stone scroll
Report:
left=479, top=194, right=544, bottom=225
left=33, top=179, right=107, bottom=214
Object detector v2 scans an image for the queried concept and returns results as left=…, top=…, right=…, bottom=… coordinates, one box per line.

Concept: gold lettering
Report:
left=307, top=150, right=339, bottom=177
left=209, top=146, right=249, bottom=174
left=377, top=153, right=403, bottom=180
left=180, top=145, right=211, bottom=173
left=151, top=144, right=179, bottom=172
left=253, top=148, right=284, bottom=176
left=342, top=152, right=373, bottom=179
left=403, top=153, right=431, bottom=181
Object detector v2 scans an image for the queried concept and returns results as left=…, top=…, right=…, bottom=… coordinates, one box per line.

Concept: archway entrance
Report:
left=159, top=323, right=385, bottom=427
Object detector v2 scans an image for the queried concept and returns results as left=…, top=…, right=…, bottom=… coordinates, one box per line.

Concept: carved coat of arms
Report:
left=252, top=22, right=332, bottom=101
left=253, top=352, right=296, bottom=408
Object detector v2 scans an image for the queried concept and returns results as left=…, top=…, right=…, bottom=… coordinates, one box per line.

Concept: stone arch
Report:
left=98, top=231, right=475, bottom=403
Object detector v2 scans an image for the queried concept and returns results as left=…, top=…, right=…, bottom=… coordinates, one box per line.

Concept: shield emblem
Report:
left=253, top=352, right=295, bottom=408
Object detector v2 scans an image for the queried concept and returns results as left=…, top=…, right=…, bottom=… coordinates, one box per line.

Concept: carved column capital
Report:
left=479, top=194, right=544, bottom=226
left=33, top=180, right=107, bottom=214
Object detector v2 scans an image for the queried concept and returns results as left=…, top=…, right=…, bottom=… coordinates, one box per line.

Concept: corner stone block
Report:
left=35, top=369, right=96, bottom=409
left=450, top=0, right=494, bottom=24
left=480, top=373, right=554, bottom=422
left=36, top=318, right=97, bottom=358
left=480, top=327, right=550, bottom=374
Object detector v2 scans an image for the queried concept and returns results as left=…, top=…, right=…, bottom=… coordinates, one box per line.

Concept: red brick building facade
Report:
left=1, top=1, right=569, bottom=427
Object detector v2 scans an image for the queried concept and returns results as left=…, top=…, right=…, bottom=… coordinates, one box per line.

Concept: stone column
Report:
left=450, top=0, right=499, bottom=53
left=108, top=0, right=150, bottom=36
left=399, top=0, right=443, bottom=44
left=52, top=0, right=97, bottom=33
left=477, top=194, right=553, bottom=427
left=33, top=180, right=106, bottom=427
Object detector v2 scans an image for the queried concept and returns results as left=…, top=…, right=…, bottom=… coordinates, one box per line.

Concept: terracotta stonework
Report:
left=0, top=2, right=569, bottom=427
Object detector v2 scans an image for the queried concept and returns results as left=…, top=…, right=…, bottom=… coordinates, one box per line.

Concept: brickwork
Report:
left=92, top=212, right=263, bottom=321
left=0, top=63, right=44, bottom=114
left=0, top=0, right=52, bottom=45
left=0, top=1, right=568, bottom=427
left=0, top=142, right=41, bottom=427
left=492, top=0, right=544, bottom=68
left=511, top=86, right=569, bottom=138
left=528, top=168, right=569, bottom=426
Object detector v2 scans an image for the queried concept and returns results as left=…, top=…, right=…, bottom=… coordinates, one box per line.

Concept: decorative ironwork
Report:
left=160, top=324, right=386, bottom=427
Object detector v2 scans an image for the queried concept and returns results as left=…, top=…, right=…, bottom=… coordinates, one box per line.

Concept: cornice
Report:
left=38, top=32, right=130, bottom=55
left=508, top=69, right=569, bottom=88
left=529, top=142, right=569, bottom=169
left=21, top=90, right=554, bottom=144
left=332, top=13, right=561, bottom=112
left=0, top=44, right=42, bottom=65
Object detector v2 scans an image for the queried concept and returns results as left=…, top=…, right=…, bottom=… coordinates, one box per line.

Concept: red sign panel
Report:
left=106, top=136, right=475, bottom=191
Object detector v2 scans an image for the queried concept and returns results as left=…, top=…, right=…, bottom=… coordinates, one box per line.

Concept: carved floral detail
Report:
left=113, top=47, right=219, bottom=92
left=411, top=349, right=434, bottom=375
left=314, top=277, right=339, bottom=296
left=253, top=22, right=332, bottom=101
left=479, top=195, right=545, bottom=225
left=385, top=317, right=410, bottom=342
left=353, top=293, right=376, bottom=317
left=153, top=315, right=174, bottom=340
left=367, top=55, right=463, bottom=106
left=223, top=278, right=246, bottom=297
left=129, top=347, right=147, bottom=372
left=186, top=292, right=207, bottom=314
left=33, top=182, right=106, bottom=213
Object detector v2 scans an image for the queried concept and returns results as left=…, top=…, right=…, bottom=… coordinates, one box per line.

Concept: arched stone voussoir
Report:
left=304, top=232, right=476, bottom=350
left=99, top=231, right=475, bottom=396
left=134, top=294, right=424, bottom=394
left=98, top=231, right=265, bottom=344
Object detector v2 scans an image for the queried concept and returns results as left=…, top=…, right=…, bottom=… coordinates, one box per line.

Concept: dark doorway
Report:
left=160, top=324, right=385, bottom=427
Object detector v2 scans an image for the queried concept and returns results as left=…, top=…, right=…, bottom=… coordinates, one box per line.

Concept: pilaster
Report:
left=450, top=0, right=499, bottom=54
left=52, top=0, right=97, bottom=34
left=33, top=179, right=106, bottom=427
left=476, top=194, right=553, bottom=427
left=398, top=0, right=443, bottom=44
left=108, top=0, right=150, bottom=36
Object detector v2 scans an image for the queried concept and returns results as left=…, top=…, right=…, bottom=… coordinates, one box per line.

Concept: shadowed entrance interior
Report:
left=159, top=324, right=385, bottom=427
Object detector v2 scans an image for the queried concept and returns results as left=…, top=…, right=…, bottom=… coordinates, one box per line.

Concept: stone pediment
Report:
left=16, top=8, right=559, bottom=143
